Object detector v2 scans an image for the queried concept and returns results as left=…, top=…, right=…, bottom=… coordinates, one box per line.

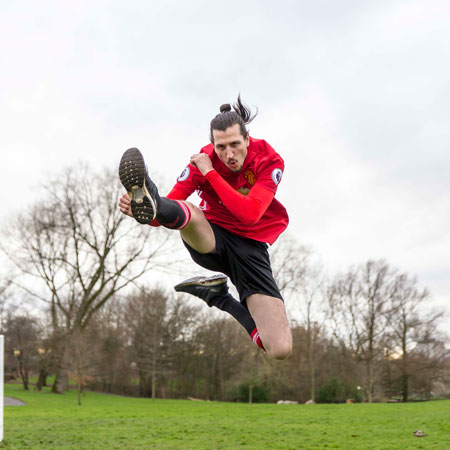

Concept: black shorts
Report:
left=183, top=222, right=283, bottom=304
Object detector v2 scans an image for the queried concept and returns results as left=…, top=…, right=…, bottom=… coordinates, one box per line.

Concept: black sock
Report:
left=212, top=293, right=264, bottom=349
left=156, top=198, right=191, bottom=230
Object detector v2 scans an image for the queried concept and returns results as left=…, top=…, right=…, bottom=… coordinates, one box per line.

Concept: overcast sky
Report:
left=1, top=1, right=449, bottom=331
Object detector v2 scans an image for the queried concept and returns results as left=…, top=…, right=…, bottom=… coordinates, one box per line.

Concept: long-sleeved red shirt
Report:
left=167, top=137, right=288, bottom=245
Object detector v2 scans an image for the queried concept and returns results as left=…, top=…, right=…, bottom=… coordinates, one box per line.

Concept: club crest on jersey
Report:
left=271, top=168, right=283, bottom=185
left=243, top=170, right=256, bottom=185
left=178, top=166, right=190, bottom=182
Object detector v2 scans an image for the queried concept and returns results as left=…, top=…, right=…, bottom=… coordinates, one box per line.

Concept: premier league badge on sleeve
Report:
left=271, top=168, right=283, bottom=185
left=178, top=166, right=190, bottom=182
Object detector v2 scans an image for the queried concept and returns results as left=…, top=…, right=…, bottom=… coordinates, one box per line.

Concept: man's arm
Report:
left=166, top=186, right=190, bottom=201
left=205, top=170, right=274, bottom=225
left=189, top=152, right=277, bottom=225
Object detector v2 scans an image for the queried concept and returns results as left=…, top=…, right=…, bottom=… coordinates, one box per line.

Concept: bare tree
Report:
left=1, top=164, right=178, bottom=393
left=65, top=328, right=101, bottom=405
left=269, top=234, right=311, bottom=295
left=4, top=314, right=41, bottom=390
left=383, top=285, right=449, bottom=402
left=194, top=317, right=249, bottom=401
left=327, top=260, right=398, bottom=402
left=35, top=341, right=53, bottom=391
left=126, top=288, right=172, bottom=398
left=234, top=346, right=265, bottom=404
left=386, top=274, right=443, bottom=402
left=410, top=327, right=450, bottom=399
left=271, top=236, right=323, bottom=402
left=299, top=263, right=325, bottom=403
left=87, top=298, right=134, bottom=395
left=0, top=278, right=13, bottom=329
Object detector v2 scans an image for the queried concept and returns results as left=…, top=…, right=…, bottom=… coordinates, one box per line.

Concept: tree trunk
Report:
left=36, top=367, right=48, bottom=391
left=19, top=360, right=29, bottom=390
left=52, top=367, right=69, bottom=394
left=212, top=352, right=221, bottom=400
left=310, top=364, right=316, bottom=403
left=151, top=371, right=156, bottom=400
left=77, top=366, right=82, bottom=406
left=401, top=373, right=409, bottom=403
left=51, top=338, right=69, bottom=394
left=367, top=359, right=374, bottom=403
left=401, top=330, right=409, bottom=402
left=139, top=373, right=151, bottom=397
left=151, top=322, right=157, bottom=400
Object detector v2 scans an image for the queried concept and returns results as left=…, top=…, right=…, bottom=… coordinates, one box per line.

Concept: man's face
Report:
left=212, top=123, right=249, bottom=173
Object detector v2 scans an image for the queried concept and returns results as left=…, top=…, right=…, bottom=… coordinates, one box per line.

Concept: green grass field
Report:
left=2, top=383, right=449, bottom=449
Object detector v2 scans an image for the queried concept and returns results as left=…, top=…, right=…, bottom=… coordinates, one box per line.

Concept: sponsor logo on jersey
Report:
left=243, top=170, right=256, bottom=185
left=178, top=166, right=190, bottom=182
left=271, top=168, right=283, bottom=185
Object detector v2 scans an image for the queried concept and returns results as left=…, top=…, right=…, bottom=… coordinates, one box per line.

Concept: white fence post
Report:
left=0, top=335, right=4, bottom=442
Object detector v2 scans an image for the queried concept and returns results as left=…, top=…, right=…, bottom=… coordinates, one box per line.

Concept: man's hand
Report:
left=118, top=193, right=133, bottom=218
left=190, top=153, right=214, bottom=176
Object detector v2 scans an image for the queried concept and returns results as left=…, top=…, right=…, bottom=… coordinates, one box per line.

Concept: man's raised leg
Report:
left=174, top=275, right=266, bottom=350
left=179, top=205, right=216, bottom=254
left=246, top=294, right=292, bottom=360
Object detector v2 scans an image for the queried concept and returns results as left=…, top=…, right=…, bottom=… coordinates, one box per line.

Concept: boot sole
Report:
left=174, top=274, right=228, bottom=291
left=119, top=148, right=157, bottom=224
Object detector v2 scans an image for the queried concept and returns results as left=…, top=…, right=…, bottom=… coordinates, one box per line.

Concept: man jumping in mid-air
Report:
left=118, top=96, right=291, bottom=359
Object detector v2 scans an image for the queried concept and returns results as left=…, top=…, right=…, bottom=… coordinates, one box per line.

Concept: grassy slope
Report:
left=2, top=384, right=450, bottom=449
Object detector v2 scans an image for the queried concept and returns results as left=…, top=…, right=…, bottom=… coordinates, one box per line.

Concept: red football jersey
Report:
left=168, top=137, right=289, bottom=245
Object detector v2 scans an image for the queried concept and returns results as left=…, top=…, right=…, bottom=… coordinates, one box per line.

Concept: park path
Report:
left=4, top=396, right=25, bottom=406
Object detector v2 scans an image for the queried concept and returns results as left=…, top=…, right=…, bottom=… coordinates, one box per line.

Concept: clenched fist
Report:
left=190, top=153, right=214, bottom=176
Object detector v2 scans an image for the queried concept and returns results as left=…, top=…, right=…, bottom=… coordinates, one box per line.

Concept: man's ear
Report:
left=245, top=133, right=250, bottom=146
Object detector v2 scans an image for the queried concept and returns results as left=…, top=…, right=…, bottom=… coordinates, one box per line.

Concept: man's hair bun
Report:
left=220, top=104, right=232, bottom=113
left=209, top=96, right=257, bottom=142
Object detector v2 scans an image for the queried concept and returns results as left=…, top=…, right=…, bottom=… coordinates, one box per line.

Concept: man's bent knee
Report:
left=266, top=339, right=292, bottom=360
